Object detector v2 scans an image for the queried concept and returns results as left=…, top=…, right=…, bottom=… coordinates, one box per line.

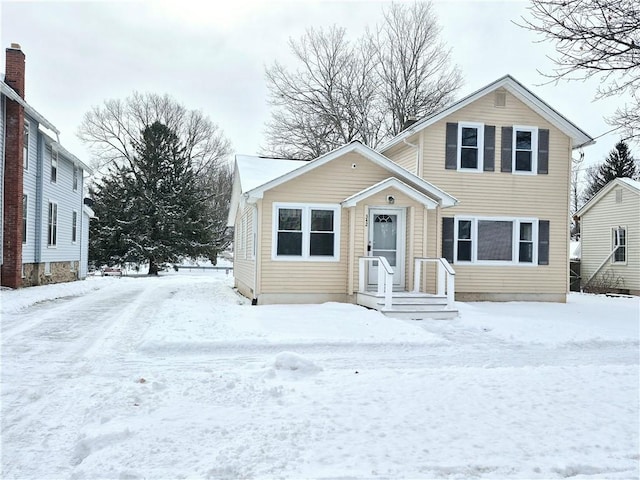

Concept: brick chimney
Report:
left=2, top=43, right=26, bottom=288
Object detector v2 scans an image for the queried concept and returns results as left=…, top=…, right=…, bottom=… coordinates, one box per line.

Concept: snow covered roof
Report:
left=575, top=177, right=640, bottom=217
left=227, top=155, right=308, bottom=226
left=378, top=74, right=595, bottom=154
left=235, top=155, right=308, bottom=193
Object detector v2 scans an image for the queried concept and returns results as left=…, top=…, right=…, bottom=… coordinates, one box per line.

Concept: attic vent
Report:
left=616, top=188, right=623, bottom=203
left=495, top=90, right=507, bottom=107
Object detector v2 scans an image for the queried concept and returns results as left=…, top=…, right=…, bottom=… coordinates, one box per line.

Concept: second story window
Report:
left=513, top=126, right=538, bottom=174
left=73, top=167, right=79, bottom=191
left=23, top=121, right=29, bottom=170
left=458, top=123, right=484, bottom=171
left=51, top=150, right=58, bottom=183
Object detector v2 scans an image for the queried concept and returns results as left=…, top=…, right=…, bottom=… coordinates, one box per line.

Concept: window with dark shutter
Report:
left=442, top=217, right=454, bottom=262
left=501, top=127, right=513, bottom=172
left=484, top=126, right=495, bottom=171
left=445, top=123, right=458, bottom=170
left=538, top=220, right=549, bottom=265
left=538, top=129, right=549, bottom=174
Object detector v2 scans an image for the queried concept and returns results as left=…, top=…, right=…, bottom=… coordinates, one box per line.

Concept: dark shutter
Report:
left=445, top=123, right=458, bottom=170
left=442, top=217, right=455, bottom=262
left=538, top=220, right=549, bottom=265
left=538, top=129, right=549, bottom=174
left=501, top=126, right=513, bottom=172
left=484, top=125, right=495, bottom=171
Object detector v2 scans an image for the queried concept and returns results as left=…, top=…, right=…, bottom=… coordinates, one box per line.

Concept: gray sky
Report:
left=0, top=0, right=630, bottom=179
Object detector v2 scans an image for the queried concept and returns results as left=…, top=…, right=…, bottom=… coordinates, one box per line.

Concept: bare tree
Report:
left=519, top=0, right=640, bottom=142
left=79, top=92, right=231, bottom=176
left=371, top=2, right=462, bottom=136
left=265, top=27, right=381, bottom=159
left=263, top=2, right=462, bottom=159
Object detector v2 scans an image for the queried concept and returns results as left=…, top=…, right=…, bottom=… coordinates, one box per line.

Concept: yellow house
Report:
left=228, top=75, right=594, bottom=318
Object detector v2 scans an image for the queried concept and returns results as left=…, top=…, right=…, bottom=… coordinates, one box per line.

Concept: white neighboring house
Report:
left=1, top=43, right=94, bottom=288
left=576, top=177, right=640, bottom=295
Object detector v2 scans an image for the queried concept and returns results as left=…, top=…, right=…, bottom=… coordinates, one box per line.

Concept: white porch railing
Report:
left=413, top=258, right=456, bottom=309
left=358, top=256, right=394, bottom=310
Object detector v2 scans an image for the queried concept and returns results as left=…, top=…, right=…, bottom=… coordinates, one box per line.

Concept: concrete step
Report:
left=382, top=309, right=458, bottom=320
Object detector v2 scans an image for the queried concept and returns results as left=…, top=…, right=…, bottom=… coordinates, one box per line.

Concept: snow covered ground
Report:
left=1, top=271, right=638, bottom=479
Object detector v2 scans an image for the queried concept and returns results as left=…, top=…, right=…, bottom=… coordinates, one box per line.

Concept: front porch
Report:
left=356, top=256, right=458, bottom=320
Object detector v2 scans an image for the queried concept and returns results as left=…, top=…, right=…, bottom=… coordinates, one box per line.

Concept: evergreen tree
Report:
left=582, top=140, right=638, bottom=203
left=89, top=122, right=219, bottom=275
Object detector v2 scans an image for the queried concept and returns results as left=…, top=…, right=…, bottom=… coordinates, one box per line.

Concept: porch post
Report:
left=347, top=206, right=355, bottom=295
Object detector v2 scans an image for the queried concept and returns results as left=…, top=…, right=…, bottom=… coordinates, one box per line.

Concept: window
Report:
left=458, top=123, right=484, bottom=171
left=22, top=195, right=28, bottom=244
left=23, top=121, right=29, bottom=170
left=44, top=262, right=51, bottom=276
left=612, top=227, right=626, bottom=263
left=51, top=150, right=58, bottom=183
left=273, top=204, right=340, bottom=261
left=513, top=126, right=538, bottom=173
left=48, top=202, right=58, bottom=246
left=454, top=217, right=538, bottom=264
left=72, top=210, right=78, bottom=243
left=73, top=167, right=79, bottom=191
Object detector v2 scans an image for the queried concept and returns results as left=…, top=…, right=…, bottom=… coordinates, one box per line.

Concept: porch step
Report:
left=356, top=291, right=458, bottom=320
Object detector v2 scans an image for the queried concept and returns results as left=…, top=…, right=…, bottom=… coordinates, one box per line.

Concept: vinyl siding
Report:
left=39, top=144, right=84, bottom=263
left=22, top=115, right=38, bottom=263
left=581, top=186, right=640, bottom=291
left=387, top=89, right=572, bottom=296
left=385, top=139, right=419, bottom=175
left=233, top=204, right=256, bottom=293
left=259, top=152, right=431, bottom=295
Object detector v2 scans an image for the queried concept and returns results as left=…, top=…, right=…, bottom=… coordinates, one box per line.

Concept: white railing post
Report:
left=358, top=257, right=365, bottom=293
left=413, top=258, right=421, bottom=293
left=437, top=261, right=445, bottom=296
left=384, top=269, right=393, bottom=310
left=447, top=272, right=455, bottom=309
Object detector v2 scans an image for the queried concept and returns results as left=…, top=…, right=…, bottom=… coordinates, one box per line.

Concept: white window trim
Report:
left=73, top=167, right=79, bottom=192
left=272, top=203, right=341, bottom=262
left=453, top=216, right=539, bottom=266
left=51, top=149, right=58, bottom=184
left=611, top=226, right=627, bottom=265
left=47, top=201, right=58, bottom=248
left=457, top=122, right=484, bottom=172
left=22, top=194, right=28, bottom=245
left=512, top=125, right=538, bottom=175
left=23, top=120, right=30, bottom=171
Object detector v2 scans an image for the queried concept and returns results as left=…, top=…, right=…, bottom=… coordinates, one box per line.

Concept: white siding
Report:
left=40, top=145, right=84, bottom=263
left=21, top=115, right=38, bottom=263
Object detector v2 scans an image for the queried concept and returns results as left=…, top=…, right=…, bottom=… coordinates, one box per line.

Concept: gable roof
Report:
left=235, top=154, right=308, bottom=193
left=575, top=177, right=640, bottom=217
left=243, top=141, right=458, bottom=207
left=378, top=74, right=595, bottom=154
left=342, top=177, right=439, bottom=209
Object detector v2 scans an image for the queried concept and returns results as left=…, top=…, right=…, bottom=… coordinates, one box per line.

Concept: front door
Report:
left=368, top=207, right=405, bottom=289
